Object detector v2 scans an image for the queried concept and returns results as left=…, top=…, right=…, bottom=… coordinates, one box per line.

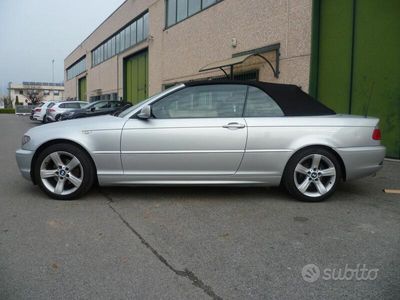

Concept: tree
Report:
left=24, top=83, right=45, bottom=105
left=0, top=96, right=13, bottom=108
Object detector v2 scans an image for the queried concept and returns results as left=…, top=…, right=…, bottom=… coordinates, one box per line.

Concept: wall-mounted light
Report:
left=231, top=38, right=237, bottom=48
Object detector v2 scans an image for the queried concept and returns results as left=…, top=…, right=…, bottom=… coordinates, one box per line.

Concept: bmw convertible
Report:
left=16, top=80, right=385, bottom=201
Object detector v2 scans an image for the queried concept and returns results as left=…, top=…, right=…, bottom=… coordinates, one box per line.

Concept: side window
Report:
left=65, top=103, right=79, bottom=109
left=244, top=86, right=284, bottom=117
left=111, top=101, right=121, bottom=108
left=152, top=85, right=247, bottom=118
left=59, top=103, right=65, bottom=108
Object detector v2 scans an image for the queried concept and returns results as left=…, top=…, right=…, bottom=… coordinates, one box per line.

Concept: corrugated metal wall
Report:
left=311, top=0, right=400, bottom=158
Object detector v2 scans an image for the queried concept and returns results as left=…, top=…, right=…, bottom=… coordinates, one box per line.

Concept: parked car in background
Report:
left=16, top=80, right=385, bottom=201
left=30, top=101, right=56, bottom=123
left=60, top=100, right=126, bottom=120
left=46, top=101, right=87, bottom=122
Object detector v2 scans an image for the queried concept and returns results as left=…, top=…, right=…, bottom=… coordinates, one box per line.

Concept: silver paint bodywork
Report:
left=16, top=84, right=385, bottom=187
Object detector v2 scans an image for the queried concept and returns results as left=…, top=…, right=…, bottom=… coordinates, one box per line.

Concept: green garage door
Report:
left=311, top=0, right=400, bottom=158
left=124, top=51, right=148, bottom=104
left=78, top=77, right=87, bottom=101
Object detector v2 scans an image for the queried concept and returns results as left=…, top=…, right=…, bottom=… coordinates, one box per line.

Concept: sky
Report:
left=0, top=0, right=125, bottom=96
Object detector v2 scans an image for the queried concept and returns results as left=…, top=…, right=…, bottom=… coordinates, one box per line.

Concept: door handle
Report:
left=223, top=122, right=246, bottom=129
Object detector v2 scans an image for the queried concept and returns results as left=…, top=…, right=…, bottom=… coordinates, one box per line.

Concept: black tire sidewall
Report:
left=34, top=143, right=94, bottom=200
left=283, top=148, right=342, bottom=202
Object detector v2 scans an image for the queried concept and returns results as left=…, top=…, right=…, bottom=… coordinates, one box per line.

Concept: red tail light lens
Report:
left=34, top=108, right=41, bottom=112
left=48, top=109, right=55, bottom=112
left=372, top=129, right=381, bottom=140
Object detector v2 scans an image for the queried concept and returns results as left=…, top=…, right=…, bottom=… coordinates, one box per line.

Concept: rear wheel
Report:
left=42, top=114, right=47, bottom=124
left=283, top=147, right=341, bottom=202
left=55, top=114, right=61, bottom=121
left=34, top=143, right=95, bottom=200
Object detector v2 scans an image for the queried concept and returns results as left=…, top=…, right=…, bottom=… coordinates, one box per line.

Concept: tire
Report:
left=282, top=147, right=342, bottom=202
left=55, top=114, right=61, bottom=121
left=42, top=115, right=47, bottom=124
left=34, top=143, right=95, bottom=200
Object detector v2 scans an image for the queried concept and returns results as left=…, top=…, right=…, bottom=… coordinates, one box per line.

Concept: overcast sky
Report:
left=0, top=0, right=125, bottom=96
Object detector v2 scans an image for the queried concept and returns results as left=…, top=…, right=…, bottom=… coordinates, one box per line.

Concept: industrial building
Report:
left=8, top=82, right=64, bottom=106
left=64, top=0, right=399, bottom=158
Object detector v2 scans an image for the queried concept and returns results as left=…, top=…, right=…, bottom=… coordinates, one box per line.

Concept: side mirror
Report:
left=137, top=105, right=151, bottom=119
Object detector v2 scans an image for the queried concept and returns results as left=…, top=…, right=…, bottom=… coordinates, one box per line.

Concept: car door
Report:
left=121, top=84, right=248, bottom=178
left=238, top=86, right=289, bottom=179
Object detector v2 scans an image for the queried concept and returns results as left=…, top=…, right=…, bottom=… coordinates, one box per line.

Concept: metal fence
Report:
left=15, top=105, right=35, bottom=115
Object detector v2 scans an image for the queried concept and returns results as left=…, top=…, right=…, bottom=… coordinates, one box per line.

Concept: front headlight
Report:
left=21, top=135, right=31, bottom=146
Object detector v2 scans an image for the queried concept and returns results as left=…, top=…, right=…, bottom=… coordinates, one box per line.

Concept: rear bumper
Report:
left=336, top=146, right=386, bottom=180
left=16, top=149, right=34, bottom=181
left=32, top=113, right=42, bottom=121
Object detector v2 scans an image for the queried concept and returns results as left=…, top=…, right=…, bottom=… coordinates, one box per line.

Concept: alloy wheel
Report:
left=293, top=154, right=336, bottom=198
left=39, top=151, right=84, bottom=195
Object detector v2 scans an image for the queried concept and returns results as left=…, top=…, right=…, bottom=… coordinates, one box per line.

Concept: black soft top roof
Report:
left=185, top=80, right=335, bottom=116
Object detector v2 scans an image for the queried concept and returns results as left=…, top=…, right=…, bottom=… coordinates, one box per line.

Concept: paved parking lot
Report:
left=0, top=114, right=399, bottom=299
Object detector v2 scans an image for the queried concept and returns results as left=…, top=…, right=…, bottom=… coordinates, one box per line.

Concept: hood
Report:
left=29, top=115, right=125, bottom=134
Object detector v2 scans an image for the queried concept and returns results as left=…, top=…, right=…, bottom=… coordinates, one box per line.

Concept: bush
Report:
left=0, top=108, right=15, bottom=114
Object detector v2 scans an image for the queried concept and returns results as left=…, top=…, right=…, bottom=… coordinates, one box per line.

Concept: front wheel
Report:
left=34, top=143, right=95, bottom=200
left=42, top=115, right=47, bottom=124
left=282, top=148, right=342, bottom=202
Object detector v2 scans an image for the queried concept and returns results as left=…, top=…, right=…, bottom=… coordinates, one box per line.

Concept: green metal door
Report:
left=124, top=51, right=148, bottom=104
left=78, top=77, right=87, bottom=101
left=316, top=0, right=353, bottom=113
left=311, top=0, right=400, bottom=158
left=350, top=0, right=400, bottom=158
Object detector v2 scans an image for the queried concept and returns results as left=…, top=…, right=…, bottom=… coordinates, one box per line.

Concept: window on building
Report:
left=126, top=27, right=131, bottom=49
left=166, top=0, right=221, bottom=27
left=66, top=57, right=86, bottom=80
left=203, top=0, right=217, bottom=9
left=188, top=0, right=201, bottom=16
left=116, top=33, right=120, bottom=54
left=53, top=90, right=60, bottom=96
left=177, top=0, right=188, bottom=22
left=143, top=13, right=149, bottom=39
left=167, top=0, right=177, bottom=27
left=130, top=22, right=137, bottom=45
left=44, top=90, right=50, bottom=95
left=91, top=12, right=149, bottom=67
left=137, top=17, right=144, bottom=42
left=19, top=90, right=24, bottom=95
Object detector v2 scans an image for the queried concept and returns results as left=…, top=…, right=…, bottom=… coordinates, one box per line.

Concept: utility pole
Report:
left=52, top=59, right=55, bottom=101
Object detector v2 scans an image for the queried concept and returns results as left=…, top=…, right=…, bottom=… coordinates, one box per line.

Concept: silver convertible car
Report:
left=16, top=80, right=385, bottom=202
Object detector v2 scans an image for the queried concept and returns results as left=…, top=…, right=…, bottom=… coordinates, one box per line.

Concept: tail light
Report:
left=372, top=128, right=381, bottom=140
left=34, top=108, right=41, bottom=112
left=48, top=108, right=55, bottom=112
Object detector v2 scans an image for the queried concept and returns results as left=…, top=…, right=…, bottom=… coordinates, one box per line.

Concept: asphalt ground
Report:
left=0, top=114, right=399, bottom=299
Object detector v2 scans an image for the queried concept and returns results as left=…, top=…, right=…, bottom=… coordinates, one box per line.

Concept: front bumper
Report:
left=16, top=149, right=35, bottom=181
left=336, top=146, right=386, bottom=180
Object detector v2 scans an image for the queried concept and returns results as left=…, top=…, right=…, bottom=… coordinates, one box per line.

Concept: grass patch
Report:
left=0, top=108, right=16, bottom=114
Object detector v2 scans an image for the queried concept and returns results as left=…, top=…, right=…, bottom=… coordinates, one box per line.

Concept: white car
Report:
left=32, top=101, right=56, bottom=123
left=46, top=101, right=87, bottom=122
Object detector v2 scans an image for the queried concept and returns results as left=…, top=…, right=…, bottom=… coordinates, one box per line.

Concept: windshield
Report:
left=117, top=85, right=184, bottom=118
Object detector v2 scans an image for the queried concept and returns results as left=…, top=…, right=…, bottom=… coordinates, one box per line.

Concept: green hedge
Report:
left=0, top=108, right=15, bottom=114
